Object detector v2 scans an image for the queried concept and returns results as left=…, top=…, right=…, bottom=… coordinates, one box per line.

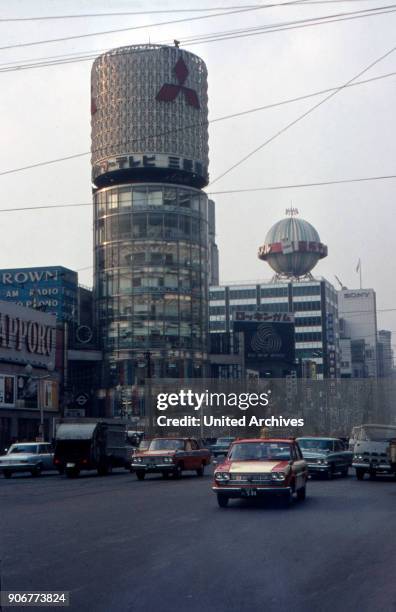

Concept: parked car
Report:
left=297, top=437, right=352, bottom=478
left=131, top=437, right=211, bottom=480
left=0, top=442, right=55, bottom=478
left=211, top=437, right=235, bottom=457
left=212, top=438, right=308, bottom=507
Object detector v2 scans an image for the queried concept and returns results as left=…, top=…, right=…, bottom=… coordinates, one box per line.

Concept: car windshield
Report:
left=229, top=442, right=291, bottom=461
left=8, top=444, right=38, bottom=454
left=298, top=439, right=334, bottom=451
left=149, top=439, right=184, bottom=451
left=358, top=426, right=396, bottom=442
left=217, top=438, right=234, bottom=444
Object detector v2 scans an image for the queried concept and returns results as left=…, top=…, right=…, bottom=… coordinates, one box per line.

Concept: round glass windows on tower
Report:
left=94, top=183, right=209, bottom=377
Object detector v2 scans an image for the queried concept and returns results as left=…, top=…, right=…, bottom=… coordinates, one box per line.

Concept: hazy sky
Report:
left=1, top=0, right=395, bottom=333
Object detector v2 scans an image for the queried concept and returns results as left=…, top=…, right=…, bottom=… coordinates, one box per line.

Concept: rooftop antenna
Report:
left=174, top=39, right=180, bottom=48
left=335, top=275, right=347, bottom=290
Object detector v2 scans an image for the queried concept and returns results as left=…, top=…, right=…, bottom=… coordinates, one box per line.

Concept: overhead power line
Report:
left=0, top=3, right=330, bottom=22
left=0, top=152, right=89, bottom=177
left=184, top=4, right=396, bottom=42
left=0, top=69, right=395, bottom=179
left=0, top=2, right=308, bottom=52
left=0, top=173, right=395, bottom=214
left=0, top=2, right=314, bottom=22
left=0, top=4, right=395, bottom=72
left=207, top=174, right=396, bottom=194
left=0, top=2, right=376, bottom=22
left=209, top=41, right=396, bottom=185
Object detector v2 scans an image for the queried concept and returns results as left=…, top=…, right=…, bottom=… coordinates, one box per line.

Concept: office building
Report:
left=209, top=278, right=339, bottom=379
left=0, top=301, right=58, bottom=448
left=91, top=44, right=210, bottom=406
left=338, top=289, right=378, bottom=378
left=0, top=266, right=78, bottom=322
left=378, top=330, right=393, bottom=378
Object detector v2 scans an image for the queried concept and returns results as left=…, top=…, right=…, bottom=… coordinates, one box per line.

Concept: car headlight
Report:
left=215, top=472, right=230, bottom=481
left=272, top=472, right=286, bottom=481
left=317, top=459, right=328, bottom=465
left=164, top=457, right=173, bottom=463
left=353, top=455, right=363, bottom=461
left=133, top=457, right=142, bottom=463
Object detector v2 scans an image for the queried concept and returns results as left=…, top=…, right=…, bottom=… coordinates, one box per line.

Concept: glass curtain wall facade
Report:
left=94, top=183, right=209, bottom=379
left=209, top=279, right=340, bottom=379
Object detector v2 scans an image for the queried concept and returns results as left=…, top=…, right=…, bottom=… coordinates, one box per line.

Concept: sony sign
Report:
left=0, top=301, right=56, bottom=368
left=344, top=292, right=371, bottom=299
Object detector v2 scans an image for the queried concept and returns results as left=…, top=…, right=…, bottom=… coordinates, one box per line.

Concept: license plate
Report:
left=67, top=463, right=76, bottom=468
left=245, top=489, right=257, bottom=497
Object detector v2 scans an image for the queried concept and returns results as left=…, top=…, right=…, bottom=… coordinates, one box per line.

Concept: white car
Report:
left=0, top=442, right=55, bottom=478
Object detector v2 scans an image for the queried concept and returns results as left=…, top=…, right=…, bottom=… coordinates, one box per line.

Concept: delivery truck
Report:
left=351, top=424, right=396, bottom=480
left=54, top=419, right=130, bottom=478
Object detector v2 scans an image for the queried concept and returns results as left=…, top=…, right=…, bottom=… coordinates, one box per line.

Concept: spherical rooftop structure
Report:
left=258, top=212, right=327, bottom=278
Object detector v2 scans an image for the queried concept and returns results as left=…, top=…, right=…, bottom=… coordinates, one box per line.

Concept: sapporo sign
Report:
left=0, top=301, right=56, bottom=368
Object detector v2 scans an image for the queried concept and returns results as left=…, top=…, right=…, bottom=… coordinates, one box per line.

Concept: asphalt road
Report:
left=1, top=467, right=396, bottom=612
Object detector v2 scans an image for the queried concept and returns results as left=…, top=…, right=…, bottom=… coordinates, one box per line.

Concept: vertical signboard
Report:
left=0, top=375, right=15, bottom=407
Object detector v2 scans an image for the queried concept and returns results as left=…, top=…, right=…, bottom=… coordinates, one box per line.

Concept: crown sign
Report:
left=156, top=57, right=200, bottom=109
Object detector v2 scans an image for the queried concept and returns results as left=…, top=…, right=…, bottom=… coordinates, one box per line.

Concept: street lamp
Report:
left=24, top=362, right=55, bottom=442
left=116, top=383, right=123, bottom=418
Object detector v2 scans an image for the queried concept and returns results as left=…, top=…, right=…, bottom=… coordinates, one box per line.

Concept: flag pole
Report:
left=360, top=260, right=362, bottom=289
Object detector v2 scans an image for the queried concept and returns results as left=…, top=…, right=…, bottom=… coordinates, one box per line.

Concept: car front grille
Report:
left=361, top=453, right=389, bottom=465
left=229, top=473, right=273, bottom=484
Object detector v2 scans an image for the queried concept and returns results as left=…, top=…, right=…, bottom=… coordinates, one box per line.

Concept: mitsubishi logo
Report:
left=156, top=57, right=200, bottom=109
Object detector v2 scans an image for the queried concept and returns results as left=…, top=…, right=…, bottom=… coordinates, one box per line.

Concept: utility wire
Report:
left=0, top=2, right=377, bottom=22
left=208, top=174, right=396, bottom=194
left=209, top=41, right=396, bottom=185
left=187, top=6, right=396, bottom=46
left=0, top=152, right=89, bottom=178
left=185, top=3, right=396, bottom=42
left=0, top=69, right=395, bottom=179
left=0, top=4, right=394, bottom=72
left=0, top=2, right=308, bottom=52
left=0, top=173, right=395, bottom=213
left=0, top=2, right=317, bottom=22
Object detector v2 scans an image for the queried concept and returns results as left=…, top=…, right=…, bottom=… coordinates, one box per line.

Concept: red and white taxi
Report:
left=212, top=438, right=308, bottom=507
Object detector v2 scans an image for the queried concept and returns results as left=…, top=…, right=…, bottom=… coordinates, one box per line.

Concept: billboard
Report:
left=0, top=301, right=57, bottom=369
left=0, top=375, right=15, bottom=407
left=0, top=266, right=78, bottom=322
left=0, top=375, right=60, bottom=411
left=234, top=312, right=295, bottom=364
left=91, top=45, right=209, bottom=188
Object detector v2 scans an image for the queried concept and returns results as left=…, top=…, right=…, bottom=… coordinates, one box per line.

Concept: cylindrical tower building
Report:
left=91, top=45, right=209, bottom=409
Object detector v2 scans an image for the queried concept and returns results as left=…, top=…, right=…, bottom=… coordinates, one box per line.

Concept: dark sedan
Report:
left=297, top=437, right=353, bottom=479
left=211, top=437, right=235, bottom=457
